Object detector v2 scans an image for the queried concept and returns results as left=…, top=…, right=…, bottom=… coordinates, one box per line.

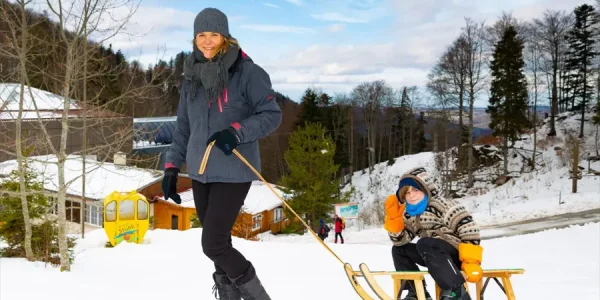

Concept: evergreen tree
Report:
left=565, top=4, right=599, bottom=138
left=279, top=122, right=350, bottom=231
left=0, top=161, right=75, bottom=264
left=295, top=88, right=322, bottom=128
left=487, top=25, right=530, bottom=175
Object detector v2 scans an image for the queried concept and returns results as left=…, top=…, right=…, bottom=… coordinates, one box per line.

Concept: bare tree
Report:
left=462, top=18, right=487, bottom=187
left=525, top=23, right=546, bottom=169
left=351, top=80, right=393, bottom=172
left=484, top=11, right=530, bottom=49
left=533, top=10, right=572, bottom=136
left=0, top=0, right=39, bottom=261
left=437, top=36, right=469, bottom=169
left=426, top=72, right=456, bottom=195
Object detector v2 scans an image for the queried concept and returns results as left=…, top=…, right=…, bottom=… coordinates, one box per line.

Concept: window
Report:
left=119, top=200, right=135, bottom=220
left=137, top=200, right=148, bottom=220
left=105, top=201, right=117, bottom=222
left=273, top=208, right=283, bottom=222
left=252, top=214, right=262, bottom=231
left=85, top=204, right=104, bottom=226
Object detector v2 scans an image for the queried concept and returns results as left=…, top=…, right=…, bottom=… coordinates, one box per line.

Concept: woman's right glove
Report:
left=162, top=167, right=181, bottom=204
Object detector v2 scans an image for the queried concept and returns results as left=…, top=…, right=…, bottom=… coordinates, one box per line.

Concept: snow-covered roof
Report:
left=0, top=83, right=81, bottom=120
left=0, top=83, right=123, bottom=120
left=0, top=154, right=163, bottom=200
left=163, top=181, right=285, bottom=215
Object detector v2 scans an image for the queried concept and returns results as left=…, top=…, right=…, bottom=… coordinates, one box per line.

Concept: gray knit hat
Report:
left=194, top=8, right=230, bottom=38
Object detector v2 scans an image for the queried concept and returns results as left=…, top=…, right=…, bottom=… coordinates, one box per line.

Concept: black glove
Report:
left=207, top=127, right=240, bottom=156
left=162, top=167, right=181, bottom=204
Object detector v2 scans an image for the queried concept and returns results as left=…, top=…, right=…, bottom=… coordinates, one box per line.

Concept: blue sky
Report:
left=89, top=0, right=591, bottom=106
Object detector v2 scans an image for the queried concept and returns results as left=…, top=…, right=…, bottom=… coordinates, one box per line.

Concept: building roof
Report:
left=163, top=181, right=286, bottom=215
left=0, top=83, right=124, bottom=120
left=0, top=154, right=163, bottom=200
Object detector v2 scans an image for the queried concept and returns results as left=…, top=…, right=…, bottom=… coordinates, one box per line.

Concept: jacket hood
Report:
left=396, top=167, right=439, bottom=204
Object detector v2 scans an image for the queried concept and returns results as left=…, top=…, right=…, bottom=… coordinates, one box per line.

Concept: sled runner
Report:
left=345, top=263, right=525, bottom=300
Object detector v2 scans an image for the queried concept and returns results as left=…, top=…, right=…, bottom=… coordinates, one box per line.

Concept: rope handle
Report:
left=198, top=141, right=345, bottom=265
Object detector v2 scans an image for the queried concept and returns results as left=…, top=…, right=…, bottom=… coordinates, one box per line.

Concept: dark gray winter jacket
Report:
left=165, top=50, right=282, bottom=183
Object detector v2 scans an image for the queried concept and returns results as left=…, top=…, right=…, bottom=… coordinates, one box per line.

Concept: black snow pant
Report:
left=335, top=232, right=344, bottom=243
left=392, top=237, right=465, bottom=292
left=192, top=180, right=252, bottom=279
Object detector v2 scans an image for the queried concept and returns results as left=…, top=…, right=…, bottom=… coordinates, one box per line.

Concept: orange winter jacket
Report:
left=384, top=194, right=405, bottom=233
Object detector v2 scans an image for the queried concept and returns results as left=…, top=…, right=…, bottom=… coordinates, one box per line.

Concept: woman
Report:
left=384, top=167, right=483, bottom=300
left=161, top=7, right=281, bottom=300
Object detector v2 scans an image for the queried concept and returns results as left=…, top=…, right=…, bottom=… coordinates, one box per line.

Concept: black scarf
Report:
left=183, top=42, right=240, bottom=104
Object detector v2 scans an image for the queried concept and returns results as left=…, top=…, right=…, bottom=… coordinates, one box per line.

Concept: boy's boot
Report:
left=440, top=284, right=471, bottom=300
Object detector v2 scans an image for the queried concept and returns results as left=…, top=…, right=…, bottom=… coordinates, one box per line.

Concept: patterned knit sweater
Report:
left=386, top=168, right=481, bottom=249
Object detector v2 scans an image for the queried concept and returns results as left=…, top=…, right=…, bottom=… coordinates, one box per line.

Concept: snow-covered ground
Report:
left=1, top=223, right=599, bottom=299
left=341, top=111, right=600, bottom=227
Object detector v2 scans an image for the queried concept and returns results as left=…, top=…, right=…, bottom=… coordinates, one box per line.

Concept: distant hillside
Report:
left=341, top=110, right=600, bottom=227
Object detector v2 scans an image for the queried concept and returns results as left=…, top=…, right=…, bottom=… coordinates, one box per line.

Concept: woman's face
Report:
left=405, top=186, right=425, bottom=205
left=195, top=32, right=224, bottom=59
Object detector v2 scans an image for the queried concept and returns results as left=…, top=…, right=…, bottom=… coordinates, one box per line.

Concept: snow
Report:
left=1, top=222, right=598, bottom=299
left=0, top=83, right=81, bottom=120
left=341, top=112, right=600, bottom=227
left=162, top=181, right=286, bottom=215
left=0, top=154, right=163, bottom=200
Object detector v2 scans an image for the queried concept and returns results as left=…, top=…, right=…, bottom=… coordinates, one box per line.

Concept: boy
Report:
left=384, top=167, right=483, bottom=300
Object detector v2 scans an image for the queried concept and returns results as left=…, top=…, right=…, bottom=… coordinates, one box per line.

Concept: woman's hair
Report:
left=193, top=34, right=239, bottom=59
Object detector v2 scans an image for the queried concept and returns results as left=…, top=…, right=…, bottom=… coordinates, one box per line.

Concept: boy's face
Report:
left=405, top=186, right=425, bottom=205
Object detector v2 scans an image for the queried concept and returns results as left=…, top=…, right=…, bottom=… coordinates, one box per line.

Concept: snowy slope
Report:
left=341, top=111, right=600, bottom=226
left=1, top=223, right=599, bottom=300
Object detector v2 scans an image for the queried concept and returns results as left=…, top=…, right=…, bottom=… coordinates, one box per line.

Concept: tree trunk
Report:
left=503, top=131, right=509, bottom=175
left=16, top=1, right=33, bottom=261
left=548, top=53, right=558, bottom=136
left=533, top=68, right=538, bottom=169
left=57, top=50, right=74, bottom=272
left=467, top=95, right=474, bottom=187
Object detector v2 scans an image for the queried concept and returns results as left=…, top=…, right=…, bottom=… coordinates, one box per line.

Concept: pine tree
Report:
left=295, top=88, right=322, bottom=128
left=487, top=25, right=530, bottom=175
left=279, top=122, right=350, bottom=231
left=565, top=4, right=599, bottom=138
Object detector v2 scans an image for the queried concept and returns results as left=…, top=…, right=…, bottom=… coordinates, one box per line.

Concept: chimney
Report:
left=114, top=151, right=126, bottom=166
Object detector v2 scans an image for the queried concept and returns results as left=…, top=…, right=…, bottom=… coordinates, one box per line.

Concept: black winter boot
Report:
left=228, top=263, right=271, bottom=300
left=440, top=284, right=471, bottom=300
left=212, top=273, right=241, bottom=300
left=398, top=281, right=433, bottom=300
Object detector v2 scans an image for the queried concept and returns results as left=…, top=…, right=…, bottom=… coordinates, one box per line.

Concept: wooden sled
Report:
left=345, top=263, right=525, bottom=300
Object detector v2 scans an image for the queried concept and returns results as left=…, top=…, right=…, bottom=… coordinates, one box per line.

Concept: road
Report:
left=480, top=208, right=600, bottom=240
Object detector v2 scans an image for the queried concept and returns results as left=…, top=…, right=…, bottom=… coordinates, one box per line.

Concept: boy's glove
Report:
left=384, top=195, right=405, bottom=233
left=459, top=243, right=484, bottom=283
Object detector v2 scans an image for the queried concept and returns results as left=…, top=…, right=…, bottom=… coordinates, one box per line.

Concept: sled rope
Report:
left=200, top=141, right=345, bottom=265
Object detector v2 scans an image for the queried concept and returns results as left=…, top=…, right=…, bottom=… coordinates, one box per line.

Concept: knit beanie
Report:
left=396, top=177, right=424, bottom=200
left=194, top=8, right=230, bottom=38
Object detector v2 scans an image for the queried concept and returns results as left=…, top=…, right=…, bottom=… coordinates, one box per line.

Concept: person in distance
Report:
left=384, top=167, right=483, bottom=300
left=161, top=7, right=282, bottom=300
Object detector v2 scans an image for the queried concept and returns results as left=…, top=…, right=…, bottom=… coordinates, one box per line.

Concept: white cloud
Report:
left=264, top=2, right=280, bottom=9
left=328, top=24, right=345, bottom=33
left=311, top=13, right=369, bottom=23
left=284, top=0, right=303, bottom=6
left=240, top=24, right=315, bottom=34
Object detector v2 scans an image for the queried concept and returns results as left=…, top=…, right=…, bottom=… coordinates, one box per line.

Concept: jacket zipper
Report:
left=223, top=88, right=228, bottom=109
